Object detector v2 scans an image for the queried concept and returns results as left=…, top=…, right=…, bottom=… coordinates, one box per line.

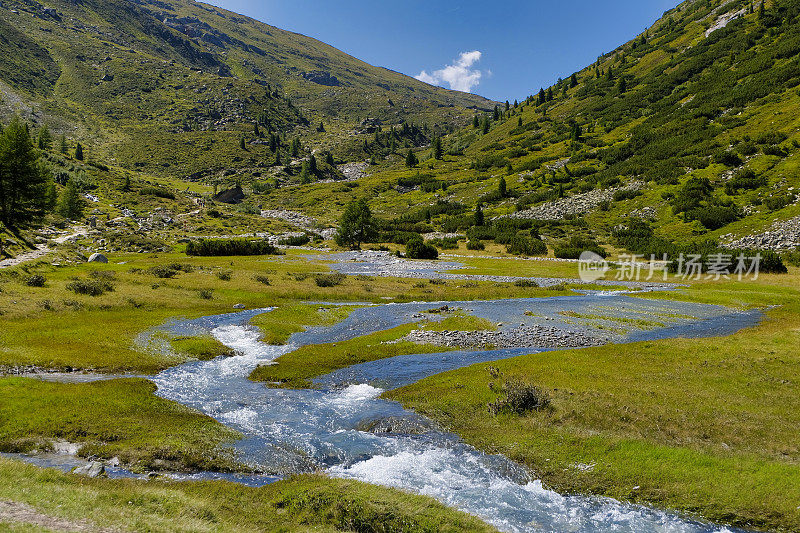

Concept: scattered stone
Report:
left=722, top=215, right=800, bottom=251
left=233, top=303, right=246, bottom=310
left=72, top=462, right=106, bottom=478
left=405, top=324, right=605, bottom=350
left=511, top=182, right=644, bottom=221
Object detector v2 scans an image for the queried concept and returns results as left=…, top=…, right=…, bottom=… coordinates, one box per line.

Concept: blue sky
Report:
left=206, top=0, right=679, bottom=102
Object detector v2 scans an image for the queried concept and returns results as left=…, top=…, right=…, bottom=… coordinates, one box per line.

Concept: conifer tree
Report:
left=240, top=136, right=247, bottom=150
left=405, top=149, right=418, bottom=168
left=325, top=152, right=335, bottom=166
left=570, top=73, right=578, bottom=88
left=493, top=106, right=500, bottom=121
left=617, top=77, right=627, bottom=93
left=432, top=137, right=443, bottom=160
left=59, top=134, right=68, bottom=154
left=546, top=88, right=553, bottom=101
left=74, top=142, right=83, bottom=161
left=498, top=176, right=507, bottom=198
left=473, top=115, right=480, bottom=128
left=0, top=118, right=51, bottom=227
left=56, top=177, right=84, bottom=220
left=308, top=154, right=317, bottom=174
left=38, top=125, right=52, bottom=150
left=538, top=88, right=546, bottom=105
left=505, top=101, right=510, bottom=111
left=474, top=203, right=484, bottom=226
left=254, top=123, right=260, bottom=136
left=482, top=117, right=490, bottom=135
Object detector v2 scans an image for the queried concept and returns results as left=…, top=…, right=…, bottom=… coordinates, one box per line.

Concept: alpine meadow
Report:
left=1, top=0, right=800, bottom=532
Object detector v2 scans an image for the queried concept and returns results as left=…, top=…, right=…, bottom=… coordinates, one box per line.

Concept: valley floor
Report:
left=0, top=245, right=797, bottom=531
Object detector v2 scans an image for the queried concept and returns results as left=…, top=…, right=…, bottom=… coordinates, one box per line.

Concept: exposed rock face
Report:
left=405, top=325, right=605, bottom=350
left=213, top=186, right=245, bottom=204
left=87, top=253, right=108, bottom=263
left=510, top=182, right=644, bottom=221
left=302, top=70, right=340, bottom=86
left=338, top=161, right=369, bottom=180
left=722, top=215, right=800, bottom=251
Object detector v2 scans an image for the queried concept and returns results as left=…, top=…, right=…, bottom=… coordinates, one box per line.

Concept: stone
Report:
left=233, top=304, right=246, bottom=310
left=87, top=253, right=108, bottom=263
left=73, top=462, right=106, bottom=478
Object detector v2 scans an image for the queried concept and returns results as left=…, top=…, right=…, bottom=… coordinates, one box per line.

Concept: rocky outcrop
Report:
left=722, top=215, right=800, bottom=251
left=511, top=182, right=644, bottom=221
left=302, top=71, right=341, bottom=86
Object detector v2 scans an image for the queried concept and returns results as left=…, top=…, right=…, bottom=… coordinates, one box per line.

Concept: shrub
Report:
left=216, top=270, right=232, bottom=281
left=186, top=239, right=279, bottom=257
left=405, top=235, right=439, bottom=260
left=514, top=280, right=539, bottom=288
left=686, top=205, right=741, bottom=230
left=724, top=169, right=766, bottom=195
left=314, top=272, right=346, bottom=287
left=198, top=289, right=213, bottom=299
left=139, top=187, right=175, bottom=200
left=554, top=236, right=608, bottom=259
left=506, top=235, right=547, bottom=256
left=488, top=378, right=551, bottom=415
left=764, top=194, right=794, bottom=211
left=785, top=249, right=800, bottom=268
left=467, top=240, right=485, bottom=251
left=429, top=237, right=459, bottom=250
left=278, top=235, right=311, bottom=247
left=612, top=189, right=642, bottom=202
left=66, top=279, right=113, bottom=296
left=25, top=275, right=46, bottom=287
left=253, top=275, right=271, bottom=285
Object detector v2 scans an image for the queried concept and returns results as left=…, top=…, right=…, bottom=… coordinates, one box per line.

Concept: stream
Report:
left=143, top=293, right=757, bottom=533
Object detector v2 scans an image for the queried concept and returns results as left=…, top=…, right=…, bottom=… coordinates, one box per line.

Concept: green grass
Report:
left=0, top=378, right=241, bottom=473
left=170, top=335, right=234, bottom=361
left=386, top=273, right=800, bottom=531
left=250, top=312, right=499, bottom=389
left=249, top=303, right=359, bottom=345
left=0, top=458, right=496, bottom=532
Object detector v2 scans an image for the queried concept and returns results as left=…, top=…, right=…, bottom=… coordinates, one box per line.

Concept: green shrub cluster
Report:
left=186, top=239, right=279, bottom=257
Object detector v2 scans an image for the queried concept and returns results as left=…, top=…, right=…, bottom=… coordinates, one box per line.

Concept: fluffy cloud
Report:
left=415, top=51, right=483, bottom=93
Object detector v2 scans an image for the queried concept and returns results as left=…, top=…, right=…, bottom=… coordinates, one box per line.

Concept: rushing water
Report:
left=145, top=293, right=757, bottom=533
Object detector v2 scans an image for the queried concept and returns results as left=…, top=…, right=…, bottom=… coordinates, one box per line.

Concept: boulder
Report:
left=73, top=462, right=106, bottom=478
left=87, top=253, right=108, bottom=263
left=233, top=303, right=246, bottom=310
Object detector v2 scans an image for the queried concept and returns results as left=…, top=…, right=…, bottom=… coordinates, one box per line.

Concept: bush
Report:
left=488, top=378, right=551, bottom=415
left=514, top=280, right=539, bottom=288
left=186, top=239, right=279, bottom=257
left=466, top=240, right=485, bottom=251
left=314, top=272, right=346, bottom=287
left=66, top=279, right=114, bottom=296
left=216, top=270, right=232, bottom=281
left=405, top=235, right=439, bottom=259
left=724, top=169, right=766, bottom=195
left=139, top=187, right=175, bottom=200
left=506, top=235, right=547, bottom=256
left=553, top=236, right=608, bottom=259
left=429, top=237, right=459, bottom=250
left=686, top=205, right=741, bottom=230
left=198, top=289, right=213, bottom=300
left=764, top=194, right=794, bottom=211
left=25, top=274, right=46, bottom=287
left=278, top=235, right=311, bottom=247
left=254, top=275, right=271, bottom=285
left=785, top=249, right=800, bottom=268
left=612, top=189, right=642, bottom=202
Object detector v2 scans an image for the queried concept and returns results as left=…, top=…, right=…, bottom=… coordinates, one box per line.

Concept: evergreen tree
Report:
left=498, top=176, right=507, bottom=198
left=308, top=154, right=318, bottom=174
left=759, top=0, right=765, bottom=18
left=482, top=117, right=490, bottom=135
left=59, top=134, right=68, bottom=154
left=493, top=106, right=500, bottom=121
left=300, top=161, right=313, bottom=184
left=513, top=99, right=518, bottom=108
left=56, top=177, right=84, bottom=220
left=474, top=203, right=484, bottom=226
left=432, top=137, right=443, bottom=160
left=274, top=151, right=282, bottom=166
left=38, top=125, right=53, bottom=150
left=239, top=136, right=247, bottom=150
left=518, top=117, right=523, bottom=127
left=570, top=73, right=578, bottom=88
left=335, top=198, right=376, bottom=249
left=254, top=123, right=260, bottom=136
left=0, top=118, right=51, bottom=227
left=325, top=152, right=335, bottom=166
left=290, top=138, right=301, bottom=157
left=617, top=77, right=627, bottom=93
left=546, top=87, right=553, bottom=101
left=74, top=142, right=83, bottom=161
left=269, top=133, right=278, bottom=152
left=505, top=100, right=510, bottom=111
left=473, top=115, right=480, bottom=128
left=405, top=149, right=418, bottom=168
left=317, top=121, right=325, bottom=132
left=537, top=88, right=546, bottom=105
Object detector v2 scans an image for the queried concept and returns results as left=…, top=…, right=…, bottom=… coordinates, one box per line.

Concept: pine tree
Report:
left=505, top=101, right=510, bottom=111
left=335, top=198, right=376, bottom=250
left=617, top=77, right=627, bottom=93
left=122, top=175, right=131, bottom=191
left=59, top=134, right=68, bottom=154
left=473, top=115, right=480, bottom=128
left=405, top=149, right=418, bottom=168
left=56, top=177, right=84, bottom=220
left=482, top=117, right=490, bottom=135
left=474, top=203, right=484, bottom=226
left=308, top=154, right=317, bottom=174
left=317, top=121, right=325, bottom=132
left=493, top=106, right=500, bottom=121
left=74, top=142, right=83, bottom=161
left=0, top=118, right=51, bottom=227
left=498, top=176, right=507, bottom=198
left=38, top=125, right=53, bottom=150
left=239, top=136, right=247, bottom=150
left=432, top=137, right=443, bottom=160
left=538, top=88, right=546, bottom=105
left=269, top=133, right=278, bottom=152
left=570, top=73, right=578, bottom=88
left=518, top=117, right=523, bottom=127
left=759, top=0, right=765, bottom=18
left=546, top=88, right=553, bottom=101
left=290, top=138, right=301, bottom=157
left=325, top=152, right=335, bottom=166
left=254, top=123, right=260, bottom=136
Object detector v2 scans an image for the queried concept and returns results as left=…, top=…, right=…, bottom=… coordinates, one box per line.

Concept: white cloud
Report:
left=415, top=51, right=483, bottom=93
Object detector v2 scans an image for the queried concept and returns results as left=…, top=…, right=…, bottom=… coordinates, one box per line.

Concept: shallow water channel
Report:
left=143, top=293, right=758, bottom=533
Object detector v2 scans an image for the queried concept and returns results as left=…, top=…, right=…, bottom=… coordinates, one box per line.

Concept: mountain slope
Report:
left=0, top=0, right=494, bottom=179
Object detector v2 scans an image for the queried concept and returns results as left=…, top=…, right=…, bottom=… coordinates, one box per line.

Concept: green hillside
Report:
left=255, top=0, right=800, bottom=259
left=0, top=0, right=494, bottom=181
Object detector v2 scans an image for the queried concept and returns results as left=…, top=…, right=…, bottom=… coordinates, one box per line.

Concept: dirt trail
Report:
left=0, top=227, right=87, bottom=269
left=0, top=500, right=119, bottom=532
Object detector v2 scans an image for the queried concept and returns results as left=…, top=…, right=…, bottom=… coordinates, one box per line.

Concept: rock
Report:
left=87, top=253, right=108, bottom=263
left=357, top=415, right=436, bottom=435
left=73, top=462, right=106, bottom=478
left=233, top=303, right=246, bottom=310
